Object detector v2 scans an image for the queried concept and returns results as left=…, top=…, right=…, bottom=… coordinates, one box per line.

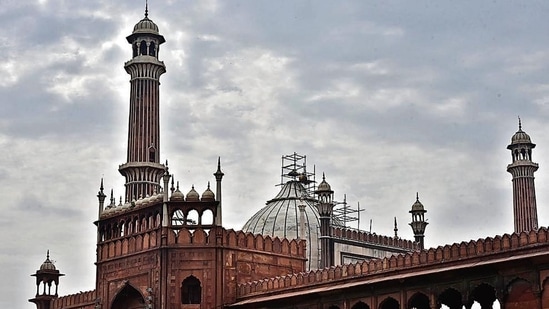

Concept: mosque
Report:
left=29, top=8, right=548, bottom=309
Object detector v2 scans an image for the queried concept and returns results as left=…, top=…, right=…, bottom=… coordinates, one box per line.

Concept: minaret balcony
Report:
left=124, top=56, right=165, bottom=67
left=506, top=160, right=539, bottom=169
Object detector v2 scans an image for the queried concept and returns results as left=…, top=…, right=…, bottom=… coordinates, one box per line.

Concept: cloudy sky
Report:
left=3, top=1, right=549, bottom=308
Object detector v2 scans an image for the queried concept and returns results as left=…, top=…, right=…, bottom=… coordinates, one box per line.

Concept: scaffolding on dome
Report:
left=279, top=152, right=317, bottom=197
left=279, top=153, right=364, bottom=229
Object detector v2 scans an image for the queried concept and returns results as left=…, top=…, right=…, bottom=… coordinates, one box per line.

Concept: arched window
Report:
left=149, top=42, right=156, bottom=56
left=181, top=276, right=201, bottom=304
left=187, top=209, right=199, bottom=225
left=202, top=209, right=214, bottom=225
left=172, top=209, right=185, bottom=227
left=148, top=146, right=156, bottom=163
left=140, top=40, right=147, bottom=56
left=132, top=43, right=138, bottom=57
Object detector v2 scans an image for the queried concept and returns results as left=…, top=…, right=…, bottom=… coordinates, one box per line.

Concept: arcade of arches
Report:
left=270, top=279, right=540, bottom=309
left=230, top=249, right=549, bottom=309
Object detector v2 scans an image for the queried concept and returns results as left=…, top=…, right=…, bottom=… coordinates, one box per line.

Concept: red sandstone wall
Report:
left=51, top=290, right=96, bottom=309
left=237, top=228, right=549, bottom=299
left=164, top=228, right=306, bottom=306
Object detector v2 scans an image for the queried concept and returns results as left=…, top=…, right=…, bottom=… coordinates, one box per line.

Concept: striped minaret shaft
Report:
left=118, top=11, right=167, bottom=202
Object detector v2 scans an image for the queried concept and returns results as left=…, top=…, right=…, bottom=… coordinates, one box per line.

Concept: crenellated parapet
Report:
left=331, top=226, right=419, bottom=251
left=236, top=228, right=549, bottom=299
left=224, top=229, right=306, bottom=257
left=165, top=227, right=306, bottom=257
left=97, top=224, right=307, bottom=263
left=51, top=290, right=96, bottom=309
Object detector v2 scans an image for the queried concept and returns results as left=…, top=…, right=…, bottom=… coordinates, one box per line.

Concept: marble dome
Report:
left=242, top=180, right=321, bottom=270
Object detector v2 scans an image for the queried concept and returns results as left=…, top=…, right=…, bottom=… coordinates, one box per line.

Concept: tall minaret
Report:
left=507, top=119, right=539, bottom=233
left=118, top=5, right=167, bottom=202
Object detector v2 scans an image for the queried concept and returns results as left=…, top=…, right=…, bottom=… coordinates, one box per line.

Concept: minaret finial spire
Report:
left=145, top=0, right=149, bottom=18
left=518, top=116, right=522, bottom=131
left=46, top=250, right=50, bottom=260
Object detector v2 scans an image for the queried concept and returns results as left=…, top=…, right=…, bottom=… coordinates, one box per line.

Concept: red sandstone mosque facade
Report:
left=29, top=8, right=548, bottom=309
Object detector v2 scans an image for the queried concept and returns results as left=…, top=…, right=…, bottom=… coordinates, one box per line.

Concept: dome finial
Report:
left=145, top=0, right=149, bottom=18
left=416, top=192, right=419, bottom=201
left=46, top=250, right=50, bottom=260
left=518, top=116, right=522, bottom=131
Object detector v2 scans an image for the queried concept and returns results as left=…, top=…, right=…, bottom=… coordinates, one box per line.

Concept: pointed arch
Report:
left=379, top=297, right=399, bottom=309
left=351, top=301, right=370, bottom=309
left=438, top=288, right=462, bottom=309
left=111, top=283, right=145, bottom=309
left=408, top=292, right=430, bottom=309
left=181, top=275, right=201, bottom=304
left=505, top=278, right=539, bottom=308
left=471, top=283, right=497, bottom=309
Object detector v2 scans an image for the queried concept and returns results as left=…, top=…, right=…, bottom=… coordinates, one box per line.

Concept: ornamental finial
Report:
left=145, top=0, right=149, bottom=18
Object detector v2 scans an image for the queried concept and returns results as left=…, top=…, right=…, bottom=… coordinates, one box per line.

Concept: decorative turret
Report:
left=507, top=118, right=539, bottom=233
left=29, top=251, right=64, bottom=309
left=97, top=178, right=106, bottom=218
left=315, top=173, right=334, bottom=268
left=214, top=157, right=224, bottom=226
left=409, top=193, right=428, bottom=249
left=118, top=5, right=167, bottom=202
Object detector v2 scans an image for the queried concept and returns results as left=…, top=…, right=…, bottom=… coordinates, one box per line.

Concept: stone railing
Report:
left=331, top=226, right=419, bottom=250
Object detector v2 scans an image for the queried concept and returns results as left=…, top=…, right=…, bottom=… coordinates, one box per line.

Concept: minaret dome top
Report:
left=127, top=6, right=165, bottom=44
left=509, top=118, right=534, bottom=146
left=133, top=15, right=160, bottom=35
left=40, top=252, right=56, bottom=271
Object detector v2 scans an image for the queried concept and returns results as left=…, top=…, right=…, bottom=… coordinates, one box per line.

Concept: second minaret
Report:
left=507, top=120, right=539, bottom=233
